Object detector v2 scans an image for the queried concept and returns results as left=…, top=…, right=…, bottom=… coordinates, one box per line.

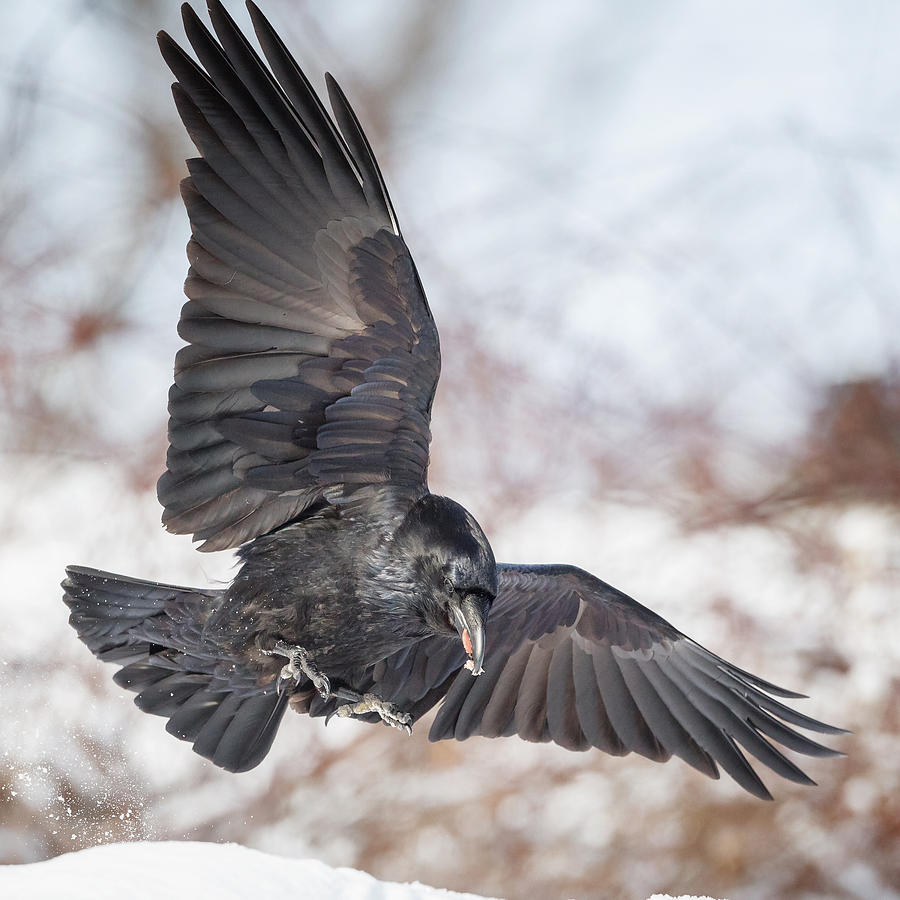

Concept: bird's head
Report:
left=394, top=495, right=497, bottom=676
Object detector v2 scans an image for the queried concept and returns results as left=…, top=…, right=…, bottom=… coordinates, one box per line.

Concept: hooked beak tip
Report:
left=450, top=595, right=486, bottom=677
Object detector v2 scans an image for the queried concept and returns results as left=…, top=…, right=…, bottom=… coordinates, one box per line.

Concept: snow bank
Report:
left=0, top=841, right=497, bottom=900
left=649, top=896, right=722, bottom=900
left=0, top=841, right=724, bottom=899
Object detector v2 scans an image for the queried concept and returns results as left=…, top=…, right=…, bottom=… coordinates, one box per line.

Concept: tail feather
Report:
left=129, top=671, right=211, bottom=714
left=63, top=565, right=213, bottom=659
left=188, top=690, right=287, bottom=771
left=63, top=565, right=286, bottom=773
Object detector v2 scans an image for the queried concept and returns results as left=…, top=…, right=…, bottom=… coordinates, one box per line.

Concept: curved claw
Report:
left=325, top=701, right=356, bottom=726
left=313, top=673, right=331, bottom=700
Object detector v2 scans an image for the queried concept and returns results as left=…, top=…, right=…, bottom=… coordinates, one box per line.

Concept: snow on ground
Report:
left=0, top=841, right=498, bottom=900
left=0, top=840, right=721, bottom=900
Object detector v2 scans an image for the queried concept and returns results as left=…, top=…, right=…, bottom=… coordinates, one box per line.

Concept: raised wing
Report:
left=369, top=564, right=845, bottom=799
left=156, top=1, right=439, bottom=550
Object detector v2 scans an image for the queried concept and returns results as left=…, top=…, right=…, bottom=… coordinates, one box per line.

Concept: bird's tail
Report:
left=62, top=565, right=287, bottom=772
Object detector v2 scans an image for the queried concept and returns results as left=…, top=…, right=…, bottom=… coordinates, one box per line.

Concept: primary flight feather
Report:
left=63, top=0, right=844, bottom=797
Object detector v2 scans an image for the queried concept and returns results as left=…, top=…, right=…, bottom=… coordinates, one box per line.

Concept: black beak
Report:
left=448, top=594, right=486, bottom=676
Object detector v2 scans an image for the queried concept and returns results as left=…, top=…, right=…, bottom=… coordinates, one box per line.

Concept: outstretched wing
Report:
left=156, top=1, right=439, bottom=550
left=370, top=564, right=845, bottom=799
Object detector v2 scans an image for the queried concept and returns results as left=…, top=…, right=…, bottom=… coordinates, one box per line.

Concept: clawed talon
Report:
left=329, top=693, right=413, bottom=735
left=262, top=641, right=331, bottom=699
left=260, top=645, right=412, bottom=734
left=300, top=659, right=330, bottom=699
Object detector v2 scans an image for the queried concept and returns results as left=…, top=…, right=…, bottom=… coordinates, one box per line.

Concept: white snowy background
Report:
left=2, top=840, right=718, bottom=900
left=1, top=1, right=899, bottom=899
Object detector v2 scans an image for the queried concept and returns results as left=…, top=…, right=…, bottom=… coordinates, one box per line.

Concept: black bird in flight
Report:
left=63, top=0, right=844, bottom=797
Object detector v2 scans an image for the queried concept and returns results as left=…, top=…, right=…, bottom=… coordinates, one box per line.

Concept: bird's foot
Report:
left=332, top=693, right=413, bottom=735
left=262, top=640, right=331, bottom=699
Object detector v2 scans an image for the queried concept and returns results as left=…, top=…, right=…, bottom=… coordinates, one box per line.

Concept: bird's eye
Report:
left=444, top=577, right=454, bottom=595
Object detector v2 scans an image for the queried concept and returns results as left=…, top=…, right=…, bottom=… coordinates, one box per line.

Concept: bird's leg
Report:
left=328, top=689, right=413, bottom=735
left=261, top=642, right=412, bottom=734
left=262, top=640, right=331, bottom=699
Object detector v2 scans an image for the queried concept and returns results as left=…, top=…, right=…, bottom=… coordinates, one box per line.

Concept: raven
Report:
left=63, top=0, right=844, bottom=798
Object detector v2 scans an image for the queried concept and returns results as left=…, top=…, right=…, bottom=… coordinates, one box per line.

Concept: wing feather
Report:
left=157, top=2, right=439, bottom=549
left=371, top=562, right=845, bottom=798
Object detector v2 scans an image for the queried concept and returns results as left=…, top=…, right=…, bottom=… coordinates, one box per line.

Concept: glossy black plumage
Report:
left=63, top=0, right=844, bottom=792
left=156, top=0, right=438, bottom=552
